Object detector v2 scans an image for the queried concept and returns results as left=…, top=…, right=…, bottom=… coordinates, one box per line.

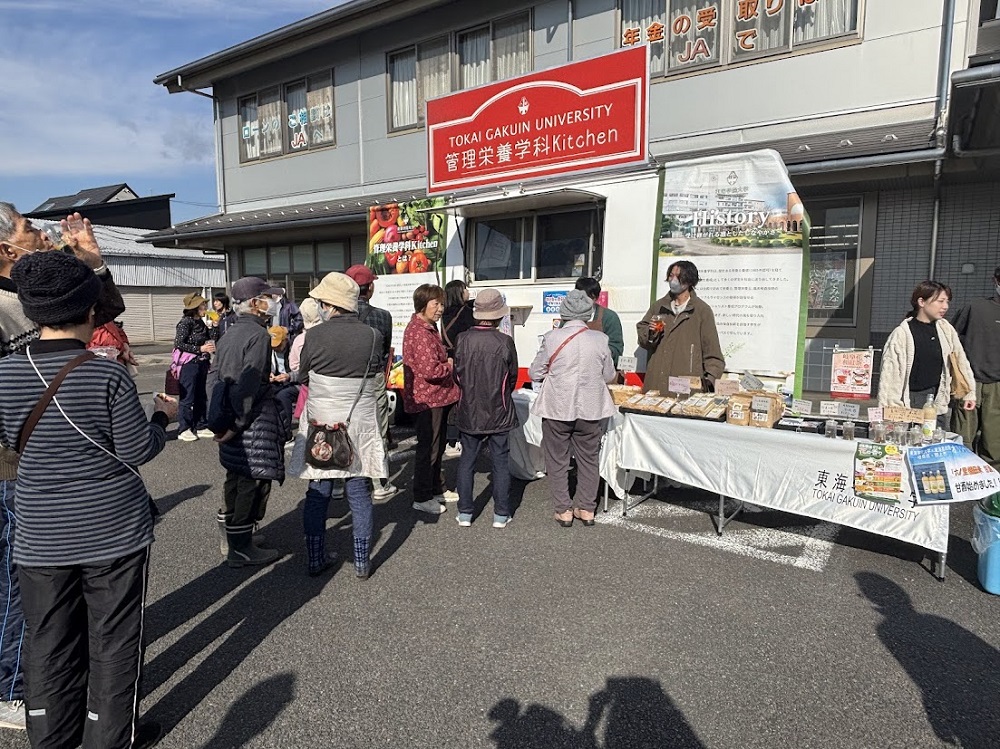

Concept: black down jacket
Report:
left=219, top=392, right=290, bottom=483
left=453, top=325, right=519, bottom=435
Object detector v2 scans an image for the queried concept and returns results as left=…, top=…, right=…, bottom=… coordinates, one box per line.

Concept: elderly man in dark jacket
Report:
left=453, top=289, right=519, bottom=528
left=208, top=276, right=287, bottom=568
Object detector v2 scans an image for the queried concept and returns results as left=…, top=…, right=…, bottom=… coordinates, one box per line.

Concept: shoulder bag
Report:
left=305, top=330, right=378, bottom=470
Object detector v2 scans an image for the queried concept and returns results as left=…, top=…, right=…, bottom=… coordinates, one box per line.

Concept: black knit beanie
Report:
left=12, top=251, right=102, bottom=326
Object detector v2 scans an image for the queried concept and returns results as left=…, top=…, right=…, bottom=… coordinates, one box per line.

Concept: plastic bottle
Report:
left=921, top=394, right=936, bottom=443
left=921, top=472, right=932, bottom=494
left=933, top=470, right=946, bottom=494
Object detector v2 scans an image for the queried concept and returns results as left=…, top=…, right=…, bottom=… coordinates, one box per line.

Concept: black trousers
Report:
left=413, top=406, right=451, bottom=503
left=19, top=547, right=150, bottom=749
left=223, top=472, right=272, bottom=530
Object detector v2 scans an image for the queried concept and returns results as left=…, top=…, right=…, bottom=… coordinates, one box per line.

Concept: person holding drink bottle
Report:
left=636, top=260, right=724, bottom=394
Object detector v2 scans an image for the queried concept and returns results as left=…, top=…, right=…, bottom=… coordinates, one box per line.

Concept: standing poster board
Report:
left=366, top=199, right=449, bottom=364
left=656, top=150, right=809, bottom=396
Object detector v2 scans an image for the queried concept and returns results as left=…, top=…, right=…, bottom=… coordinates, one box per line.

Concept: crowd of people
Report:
left=0, top=197, right=997, bottom=748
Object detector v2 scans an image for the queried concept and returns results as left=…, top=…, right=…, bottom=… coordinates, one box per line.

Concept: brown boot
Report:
left=554, top=510, right=573, bottom=528
left=573, top=508, right=595, bottom=526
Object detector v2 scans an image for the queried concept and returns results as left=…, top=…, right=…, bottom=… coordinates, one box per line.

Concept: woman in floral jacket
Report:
left=403, top=284, right=460, bottom=515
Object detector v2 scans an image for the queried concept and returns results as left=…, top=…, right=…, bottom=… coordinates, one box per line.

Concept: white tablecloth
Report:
left=617, top=412, right=950, bottom=554
left=510, top=389, right=628, bottom=497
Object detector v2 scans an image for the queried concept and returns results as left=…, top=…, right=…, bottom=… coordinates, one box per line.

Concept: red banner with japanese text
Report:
left=426, top=46, right=648, bottom=194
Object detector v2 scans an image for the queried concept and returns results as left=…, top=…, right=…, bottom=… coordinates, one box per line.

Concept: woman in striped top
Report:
left=0, top=251, right=173, bottom=749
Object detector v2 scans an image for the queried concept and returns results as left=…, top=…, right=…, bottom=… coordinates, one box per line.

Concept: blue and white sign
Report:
left=907, top=442, right=1000, bottom=506
left=542, top=290, right=569, bottom=315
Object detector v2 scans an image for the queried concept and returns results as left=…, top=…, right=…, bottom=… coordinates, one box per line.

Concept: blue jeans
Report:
left=302, top=477, right=373, bottom=539
left=456, top=432, right=511, bottom=518
left=178, top=357, right=209, bottom=432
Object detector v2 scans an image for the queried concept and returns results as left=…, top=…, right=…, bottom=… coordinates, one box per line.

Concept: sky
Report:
left=0, top=0, right=341, bottom=224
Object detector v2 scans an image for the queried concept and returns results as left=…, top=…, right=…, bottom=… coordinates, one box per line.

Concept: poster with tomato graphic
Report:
left=366, top=198, right=449, bottom=378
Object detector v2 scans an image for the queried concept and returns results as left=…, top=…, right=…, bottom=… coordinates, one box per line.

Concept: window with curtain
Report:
left=623, top=0, right=666, bottom=76
left=732, top=0, right=792, bottom=60
left=459, top=26, right=491, bottom=89
left=418, top=37, right=451, bottom=123
left=793, top=0, right=859, bottom=45
left=389, top=49, right=418, bottom=129
left=307, top=72, right=335, bottom=147
left=239, top=95, right=260, bottom=162
left=667, top=0, right=720, bottom=72
left=285, top=80, right=309, bottom=152
left=258, top=87, right=282, bottom=158
left=620, top=0, right=859, bottom=74
left=493, top=13, right=531, bottom=81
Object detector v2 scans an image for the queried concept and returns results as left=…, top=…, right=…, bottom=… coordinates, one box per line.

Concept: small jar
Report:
left=825, top=419, right=838, bottom=438
left=842, top=421, right=856, bottom=441
left=932, top=428, right=945, bottom=444
left=891, top=423, right=908, bottom=446
left=870, top=420, right=887, bottom=444
left=908, top=425, right=923, bottom=447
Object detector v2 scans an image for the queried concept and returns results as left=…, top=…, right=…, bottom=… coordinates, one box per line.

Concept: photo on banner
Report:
left=655, top=149, right=809, bottom=396
left=366, top=198, right=448, bottom=386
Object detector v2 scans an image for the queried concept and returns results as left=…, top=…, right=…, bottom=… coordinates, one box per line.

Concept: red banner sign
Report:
left=426, top=46, right=648, bottom=195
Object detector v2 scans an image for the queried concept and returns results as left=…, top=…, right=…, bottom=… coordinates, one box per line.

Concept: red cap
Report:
left=345, top=264, right=378, bottom=286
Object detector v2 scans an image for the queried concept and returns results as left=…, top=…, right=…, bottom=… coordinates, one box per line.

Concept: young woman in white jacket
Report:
left=877, top=281, right=976, bottom=427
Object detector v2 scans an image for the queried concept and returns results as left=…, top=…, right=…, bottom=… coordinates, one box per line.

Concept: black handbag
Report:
left=305, top=330, right=377, bottom=470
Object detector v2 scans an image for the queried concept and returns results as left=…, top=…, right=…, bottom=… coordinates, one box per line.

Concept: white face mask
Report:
left=318, top=306, right=332, bottom=322
left=256, top=297, right=276, bottom=317
left=668, top=278, right=685, bottom=295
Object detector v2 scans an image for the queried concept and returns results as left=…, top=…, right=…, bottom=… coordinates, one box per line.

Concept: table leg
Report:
left=603, top=480, right=609, bottom=514
left=935, top=552, right=947, bottom=581
left=622, top=472, right=658, bottom=517
left=713, top=494, right=744, bottom=536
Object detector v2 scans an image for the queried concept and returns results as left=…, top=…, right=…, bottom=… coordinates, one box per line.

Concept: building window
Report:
left=387, top=12, right=531, bottom=130
left=807, top=197, right=862, bottom=325
left=239, top=71, right=335, bottom=163
left=292, top=244, right=315, bottom=273
left=621, top=0, right=861, bottom=77
left=284, top=73, right=335, bottom=153
left=317, top=241, right=348, bottom=270
left=243, top=247, right=267, bottom=275
left=269, top=246, right=291, bottom=274
left=470, top=205, right=604, bottom=282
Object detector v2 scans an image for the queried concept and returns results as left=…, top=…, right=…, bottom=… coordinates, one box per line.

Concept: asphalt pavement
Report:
left=0, top=365, right=996, bottom=748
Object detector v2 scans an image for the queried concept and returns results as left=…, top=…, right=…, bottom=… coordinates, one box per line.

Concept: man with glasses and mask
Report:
left=207, top=277, right=288, bottom=568
left=0, top=202, right=125, bottom=731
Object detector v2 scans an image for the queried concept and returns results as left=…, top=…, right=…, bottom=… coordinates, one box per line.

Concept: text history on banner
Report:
left=656, top=150, right=808, bottom=396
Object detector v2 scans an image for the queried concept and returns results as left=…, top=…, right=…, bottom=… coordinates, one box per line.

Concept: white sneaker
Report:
left=413, top=499, right=447, bottom=515
left=444, top=443, right=462, bottom=458
left=492, top=515, right=512, bottom=529
left=177, top=430, right=198, bottom=442
left=0, top=700, right=25, bottom=730
left=196, top=428, right=217, bottom=439
left=373, top=483, right=399, bottom=501
left=434, top=489, right=460, bottom=503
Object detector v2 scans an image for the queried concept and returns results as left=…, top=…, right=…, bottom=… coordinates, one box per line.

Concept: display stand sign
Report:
left=657, top=150, right=809, bottom=396
left=366, top=199, right=449, bottom=359
left=907, top=443, right=1000, bottom=506
left=831, top=348, right=874, bottom=399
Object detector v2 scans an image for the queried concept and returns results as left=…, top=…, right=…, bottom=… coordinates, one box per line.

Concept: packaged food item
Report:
left=608, top=384, right=643, bottom=406
left=747, top=392, right=784, bottom=429
left=727, top=394, right=753, bottom=426
left=775, top=418, right=822, bottom=434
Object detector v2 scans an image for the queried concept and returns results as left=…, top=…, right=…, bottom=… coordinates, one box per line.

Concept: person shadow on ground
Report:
left=489, top=677, right=706, bottom=749
left=855, top=572, right=1000, bottom=749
